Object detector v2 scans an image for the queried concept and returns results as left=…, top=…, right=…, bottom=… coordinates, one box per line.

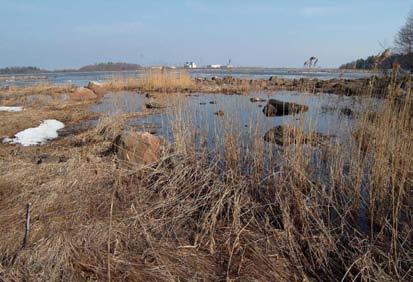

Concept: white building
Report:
left=208, top=64, right=222, bottom=69
left=184, top=62, right=197, bottom=69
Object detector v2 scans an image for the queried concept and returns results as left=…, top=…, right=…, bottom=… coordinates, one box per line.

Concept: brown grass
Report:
left=104, top=69, right=194, bottom=93
left=0, top=71, right=411, bottom=281
left=0, top=82, right=75, bottom=97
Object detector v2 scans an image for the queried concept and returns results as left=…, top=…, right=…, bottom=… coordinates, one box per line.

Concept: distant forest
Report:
left=339, top=53, right=413, bottom=71
left=0, top=66, right=46, bottom=75
left=78, top=62, right=142, bottom=72
left=0, top=62, right=142, bottom=75
left=340, top=10, right=413, bottom=71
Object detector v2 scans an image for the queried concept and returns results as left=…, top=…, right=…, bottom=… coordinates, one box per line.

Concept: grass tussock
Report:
left=0, top=71, right=412, bottom=281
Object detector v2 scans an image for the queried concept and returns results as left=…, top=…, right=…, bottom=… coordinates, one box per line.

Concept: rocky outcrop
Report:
left=197, top=75, right=401, bottom=97
left=70, top=87, right=98, bottom=101
left=263, top=99, right=309, bottom=117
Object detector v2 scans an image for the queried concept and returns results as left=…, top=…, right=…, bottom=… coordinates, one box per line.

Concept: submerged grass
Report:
left=0, top=70, right=411, bottom=281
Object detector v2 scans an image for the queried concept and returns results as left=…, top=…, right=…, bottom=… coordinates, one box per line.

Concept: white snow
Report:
left=0, top=106, right=23, bottom=112
left=3, top=119, right=65, bottom=146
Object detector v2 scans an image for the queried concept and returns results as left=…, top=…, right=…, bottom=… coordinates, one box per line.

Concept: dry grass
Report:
left=0, top=71, right=411, bottom=281
left=0, top=82, right=74, bottom=97
left=104, top=69, right=194, bottom=93
left=138, top=69, right=194, bottom=92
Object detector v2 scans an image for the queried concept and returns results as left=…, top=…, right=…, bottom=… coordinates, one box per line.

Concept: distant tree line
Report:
left=339, top=53, right=413, bottom=71
left=78, top=62, right=142, bottom=72
left=0, top=62, right=143, bottom=75
left=0, top=66, right=45, bottom=75
left=340, top=10, right=413, bottom=71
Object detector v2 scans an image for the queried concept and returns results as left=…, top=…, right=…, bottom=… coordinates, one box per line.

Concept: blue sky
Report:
left=0, top=0, right=411, bottom=69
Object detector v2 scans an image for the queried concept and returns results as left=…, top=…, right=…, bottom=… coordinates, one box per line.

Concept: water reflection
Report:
left=91, top=91, right=381, bottom=149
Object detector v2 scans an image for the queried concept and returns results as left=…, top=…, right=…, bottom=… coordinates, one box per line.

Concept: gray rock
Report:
left=250, top=97, right=267, bottom=102
left=264, top=126, right=328, bottom=146
left=263, top=99, right=309, bottom=117
left=145, top=102, right=165, bottom=109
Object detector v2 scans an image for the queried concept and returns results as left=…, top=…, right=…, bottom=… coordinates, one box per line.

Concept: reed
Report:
left=139, top=69, right=194, bottom=92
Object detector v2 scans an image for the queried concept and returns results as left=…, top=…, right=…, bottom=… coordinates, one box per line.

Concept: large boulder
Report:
left=70, top=87, right=98, bottom=101
left=87, top=81, right=106, bottom=97
left=263, top=99, right=308, bottom=117
left=117, top=131, right=161, bottom=166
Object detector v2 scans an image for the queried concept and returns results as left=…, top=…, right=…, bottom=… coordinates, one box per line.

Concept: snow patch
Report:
left=3, top=119, right=65, bottom=146
left=0, top=106, right=23, bottom=112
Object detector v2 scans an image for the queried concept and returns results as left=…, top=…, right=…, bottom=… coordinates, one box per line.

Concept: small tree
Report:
left=395, top=10, right=413, bottom=54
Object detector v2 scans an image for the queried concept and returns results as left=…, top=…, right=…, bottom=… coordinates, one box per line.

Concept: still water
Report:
left=91, top=90, right=379, bottom=149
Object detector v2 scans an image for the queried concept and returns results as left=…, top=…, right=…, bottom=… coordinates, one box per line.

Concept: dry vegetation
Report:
left=0, top=82, right=75, bottom=98
left=0, top=71, right=411, bottom=281
left=104, top=69, right=194, bottom=93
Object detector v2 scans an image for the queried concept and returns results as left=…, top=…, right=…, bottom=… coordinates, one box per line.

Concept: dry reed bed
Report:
left=0, top=72, right=411, bottom=281
left=104, top=70, right=195, bottom=93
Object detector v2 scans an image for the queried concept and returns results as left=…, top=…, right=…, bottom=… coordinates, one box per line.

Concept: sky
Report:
left=0, top=0, right=411, bottom=69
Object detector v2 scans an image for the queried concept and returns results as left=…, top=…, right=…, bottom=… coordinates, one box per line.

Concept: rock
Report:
left=250, top=97, right=267, bottom=102
left=200, top=102, right=207, bottom=105
left=340, top=108, right=354, bottom=117
left=31, top=154, right=67, bottom=165
left=209, top=101, right=217, bottom=104
left=400, top=80, right=408, bottom=90
left=145, top=102, right=165, bottom=109
left=264, top=126, right=328, bottom=146
left=214, top=110, right=224, bottom=116
left=263, top=126, right=285, bottom=146
left=117, top=131, right=161, bottom=165
left=269, top=76, right=278, bottom=82
left=70, top=87, right=98, bottom=101
left=87, top=81, right=106, bottom=97
left=263, top=99, right=309, bottom=117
